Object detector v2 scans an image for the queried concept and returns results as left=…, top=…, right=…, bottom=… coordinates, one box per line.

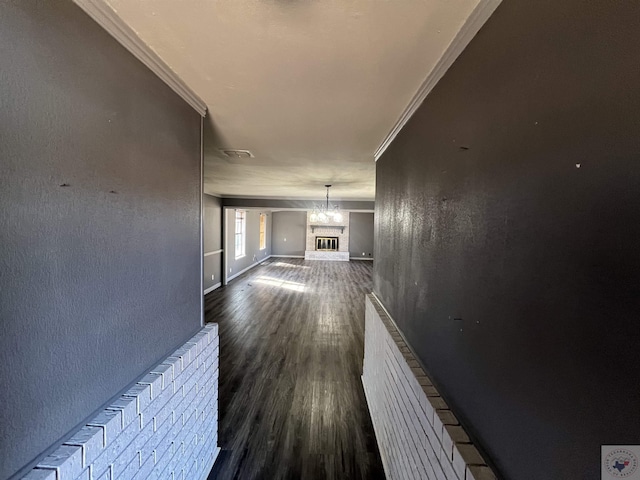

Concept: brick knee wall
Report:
left=362, top=295, right=496, bottom=480
left=22, top=324, right=220, bottom=480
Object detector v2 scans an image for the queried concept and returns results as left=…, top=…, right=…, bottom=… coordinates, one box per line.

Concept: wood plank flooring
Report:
left=205, top=258, right=385, bottom=480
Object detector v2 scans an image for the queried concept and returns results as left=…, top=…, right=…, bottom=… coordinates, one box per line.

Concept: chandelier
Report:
left=310, top=184, right=343, bottom=224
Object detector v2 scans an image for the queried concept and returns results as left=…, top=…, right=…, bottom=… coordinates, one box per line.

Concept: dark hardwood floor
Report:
left=205, top=258, right=385, bottom=480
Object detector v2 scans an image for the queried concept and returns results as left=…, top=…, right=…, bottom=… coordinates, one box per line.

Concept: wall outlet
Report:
left=229, top=268, right=232, bottom=273
left=211, top=274, right=215, bottom=280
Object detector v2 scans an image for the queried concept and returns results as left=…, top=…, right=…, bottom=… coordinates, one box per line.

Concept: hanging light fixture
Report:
left=310, top=185, right=343, bottom=224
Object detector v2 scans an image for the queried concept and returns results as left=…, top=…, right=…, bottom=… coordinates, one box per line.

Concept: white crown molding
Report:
left=73, top=0, right=207, bottom=117
left=374, top=0, right=502, bottom=161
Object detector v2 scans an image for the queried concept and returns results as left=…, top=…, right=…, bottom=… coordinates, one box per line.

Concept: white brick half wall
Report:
left=362, top=295, right=496, bottom=480
left=23, top=324, right=220, bottom=480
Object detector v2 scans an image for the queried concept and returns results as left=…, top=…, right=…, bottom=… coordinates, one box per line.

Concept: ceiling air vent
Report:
left=220, top=149, right=254, bottom=158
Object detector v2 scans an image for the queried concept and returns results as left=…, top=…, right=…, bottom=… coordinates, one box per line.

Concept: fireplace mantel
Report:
left=310, top=225, right=345, bottom=233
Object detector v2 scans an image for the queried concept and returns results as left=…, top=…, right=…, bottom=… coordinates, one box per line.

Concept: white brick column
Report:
left=23, top=324, right=220, bottom=480
left=362, top=295, right=496, bottom=480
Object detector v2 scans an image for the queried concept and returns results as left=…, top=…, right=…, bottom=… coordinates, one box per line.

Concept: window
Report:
left=259, top=213, right=266, bottom=250
left=235, top=210, right=246, bottom=259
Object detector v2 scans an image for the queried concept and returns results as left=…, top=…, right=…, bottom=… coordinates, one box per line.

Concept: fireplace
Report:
left=305, top=212, right=349, bottom=261
left=316, top=236, right=338, bottom=251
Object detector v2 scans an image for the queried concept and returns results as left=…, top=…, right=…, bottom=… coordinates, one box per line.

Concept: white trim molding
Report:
left=270, top=255, right=305, bottom=258
left=200, top=116, right=204, bottom=326
left=73, top=0, right=207, bottom=116
left=204, top=282, right=222, bottom=295
left=258, top=255, right=271, bottom=264
left=374, top=0, right=502, bottom=161
left=223, top=209, right=229, bottom=285
left=204, top=249, right=223, bottom=257
left=227, top=255, right=272, bottom=283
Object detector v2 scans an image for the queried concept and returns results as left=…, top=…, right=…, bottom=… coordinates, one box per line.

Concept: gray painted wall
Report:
left=225, top=209, right=272, bottom=280
left=348, top=212, right=374, bottom=259
left=204, top=254, right=222, bottom=291
left=203, top=194, right=222, bottom=291
left=0, top=2, right=202, bottom=478
left=374, top=1, right=640, bottom=479
left=271, top=211, right=307, bottom=256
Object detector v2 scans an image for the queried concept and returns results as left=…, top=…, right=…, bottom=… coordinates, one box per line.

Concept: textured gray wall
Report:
left=204, top=195, right=222, bottom=253
left=271, top=211, right=307, bottom=256
left=203, top=194, right=222, bottom=290
left=225, top=209, right=271, bottom=280
left=204, top=254, right=222, bottom=291
left=0, top=2, right=201, bottom=478
left=348, top=212, right=374, bottom=259
left=374, top=1, right=640, bottom=479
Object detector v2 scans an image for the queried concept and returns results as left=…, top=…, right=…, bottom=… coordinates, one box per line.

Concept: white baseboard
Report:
left=204, top=282, right=222, bottom=295
left=270, top=255, right=305, bottom=258
left=227, top=255, right=271, bottom=282
left=350, top=257, right=374, bottom=261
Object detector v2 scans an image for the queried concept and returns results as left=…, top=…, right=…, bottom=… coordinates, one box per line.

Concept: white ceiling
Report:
left=105, top=0, right=484, bottom=200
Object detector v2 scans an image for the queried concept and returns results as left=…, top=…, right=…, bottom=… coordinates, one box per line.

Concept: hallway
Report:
left=205, top=259, right=385, bottom=479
